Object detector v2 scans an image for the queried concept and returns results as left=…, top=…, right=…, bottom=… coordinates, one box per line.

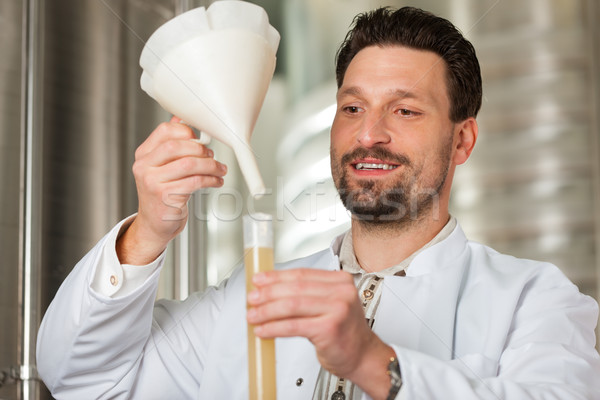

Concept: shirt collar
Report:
left=338, top=216, right=457, bottom=277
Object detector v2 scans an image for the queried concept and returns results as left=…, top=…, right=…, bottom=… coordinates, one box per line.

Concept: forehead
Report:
left=339, top=45, right=449, bottom=106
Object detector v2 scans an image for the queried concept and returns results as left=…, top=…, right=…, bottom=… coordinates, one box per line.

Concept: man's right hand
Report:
left=116, top=116, right=227, bottom=265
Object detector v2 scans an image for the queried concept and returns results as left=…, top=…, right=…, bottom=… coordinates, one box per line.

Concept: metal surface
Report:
left=0, top=0, right=25, bottom=398
left=450, top=0, right=598, bottom=299
left=18, top=0, right=44, bottom=397
left=159, top=0, right=212, bottom=301
left=1, top=0, right=177, bottom=399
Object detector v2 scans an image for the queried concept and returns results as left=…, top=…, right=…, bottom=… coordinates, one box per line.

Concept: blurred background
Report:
left=1, top=0, right=599, bottom=398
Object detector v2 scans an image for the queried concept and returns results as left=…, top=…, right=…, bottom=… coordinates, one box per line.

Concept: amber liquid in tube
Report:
left=244, top=215, right=277, bottom=400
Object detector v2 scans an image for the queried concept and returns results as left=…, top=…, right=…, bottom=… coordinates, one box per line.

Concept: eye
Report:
left=395, top=108, right=423, bottom=118
left=343, top=106, right=363, bottom=114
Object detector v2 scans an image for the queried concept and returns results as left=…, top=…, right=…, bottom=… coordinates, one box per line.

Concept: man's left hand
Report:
left=246, top=268, right=395, bottom=399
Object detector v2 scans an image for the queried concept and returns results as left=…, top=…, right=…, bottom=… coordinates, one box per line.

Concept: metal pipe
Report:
left=169, top=0, right=193, bottom=301
left=169, top=0, right=210, bottom=300
left=18, top=0, right=43, bottom=398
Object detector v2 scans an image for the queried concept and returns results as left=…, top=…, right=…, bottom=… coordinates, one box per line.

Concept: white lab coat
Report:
left=37, top=218, right=600, bottom=399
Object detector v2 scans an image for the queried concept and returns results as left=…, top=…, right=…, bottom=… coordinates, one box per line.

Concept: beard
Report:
left=331, top=140, right=452, bottom=228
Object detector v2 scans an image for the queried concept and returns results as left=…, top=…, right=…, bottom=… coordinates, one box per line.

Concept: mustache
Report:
left=340, top=147, right=412, bottom=167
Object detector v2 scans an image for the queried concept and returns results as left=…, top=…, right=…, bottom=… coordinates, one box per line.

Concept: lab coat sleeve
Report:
left=391, top=267, right=600, bottom=400
left=36, top=217, right=228, bottom=399
left=90, top=214, right=163, bottom=298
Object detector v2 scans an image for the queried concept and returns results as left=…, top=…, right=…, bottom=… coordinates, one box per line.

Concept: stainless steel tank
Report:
left=0, top=0, right=179, bottom=398
left=0, top=1, right=26, bottom=399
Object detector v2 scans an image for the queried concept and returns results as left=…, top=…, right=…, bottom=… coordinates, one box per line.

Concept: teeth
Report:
left=355, top=163, right=398, bottom=170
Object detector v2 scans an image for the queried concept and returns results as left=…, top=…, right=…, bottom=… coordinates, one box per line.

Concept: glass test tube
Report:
left=243, top=213, right=277, bottom=400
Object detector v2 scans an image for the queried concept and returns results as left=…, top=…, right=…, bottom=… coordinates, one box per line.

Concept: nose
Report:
left=357, top=112, right=391, bottom=147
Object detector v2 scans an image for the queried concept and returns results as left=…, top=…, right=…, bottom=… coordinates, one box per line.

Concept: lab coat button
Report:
left=296, top=377, right=303, bottom=386
left=110, top=275, right=118, bottom=286
left=331, top=390, right=345, bottom=400
left=362, top=289, right=374, bottom=300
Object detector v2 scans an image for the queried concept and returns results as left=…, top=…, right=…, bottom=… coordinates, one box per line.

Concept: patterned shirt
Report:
left=312, top=217, right=457, bottom=400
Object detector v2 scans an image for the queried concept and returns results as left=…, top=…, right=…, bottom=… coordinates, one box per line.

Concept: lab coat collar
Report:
left=404, top=223, right=468, bottom=277
left=323, top=222, right=469, bottom=276
left=322, top=223, right=470, bottom=361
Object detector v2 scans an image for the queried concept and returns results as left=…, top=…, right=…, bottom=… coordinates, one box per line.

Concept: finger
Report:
left=144, top=138, right=214, bottom=167
left=161, top=176, right=223, bottom=210
left=155, top=157, right=227, bottom=183
left=253, top=268, right=353, bottom=287
left=247, top=295, right=335, bottom=325
left=172, top=118, right=211, bottom=145
left=190, top=131, right=212, bottom=145
left=161, top=174, right=225, bottom=200
left=252, top=316, right=324, bottom=339
left=247, top=279, right=348, bottom=306
left=247, top=281, right=362, bottom=326
left=136, top=119, right=196, bottom=159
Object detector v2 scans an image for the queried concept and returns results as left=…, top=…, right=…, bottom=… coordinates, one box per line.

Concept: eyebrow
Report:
left=337, top=86, right=422, bottom=101
left=337, top=86, right=362, bottom=98
left=390, top=88, right=421, bottom=100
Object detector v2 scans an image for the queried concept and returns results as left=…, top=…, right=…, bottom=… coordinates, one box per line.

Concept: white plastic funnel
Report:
left=139, top=1, right=280, bottom=197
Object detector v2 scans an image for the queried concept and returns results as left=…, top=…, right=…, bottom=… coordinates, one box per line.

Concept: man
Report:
left=37, top=6, right=600, bottom=400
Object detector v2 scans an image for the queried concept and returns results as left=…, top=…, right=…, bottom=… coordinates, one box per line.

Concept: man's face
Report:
left=330, top=45, right=457, bottom=224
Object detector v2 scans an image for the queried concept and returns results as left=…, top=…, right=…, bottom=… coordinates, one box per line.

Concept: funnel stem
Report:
left=234, top=145, right=266, bottom=197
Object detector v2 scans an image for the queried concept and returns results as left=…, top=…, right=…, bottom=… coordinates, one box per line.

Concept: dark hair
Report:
left=335, top=7, right=482, bottom=122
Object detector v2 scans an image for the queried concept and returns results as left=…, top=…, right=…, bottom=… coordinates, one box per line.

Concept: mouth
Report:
left=353, top=162, right=399, bottom=171
left=351, top=158, right=400, bottom=173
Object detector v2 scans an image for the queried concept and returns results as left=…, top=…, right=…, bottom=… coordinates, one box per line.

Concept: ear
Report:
left=452, top=117, right=478, bottom=165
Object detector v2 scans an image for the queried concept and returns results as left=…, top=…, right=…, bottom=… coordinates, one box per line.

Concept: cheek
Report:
left=330, top=118, right=353, bottom=151
left=412, top=121, right=453, bottom=154
left=331, top=112, right=346, bottom=136
left=421, top=134, right=454, bottom=176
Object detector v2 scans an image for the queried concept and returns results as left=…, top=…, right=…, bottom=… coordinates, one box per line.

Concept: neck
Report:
left=350, top=209, right=450, bottom=273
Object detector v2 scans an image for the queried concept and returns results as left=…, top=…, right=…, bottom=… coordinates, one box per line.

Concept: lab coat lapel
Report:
left=196, top=268, right=249, bottom=399
left=275, top=337, right=319, bottom=398
left=373, top=226, right=468, bottom=360
left=275, top=247, right=341, bottom=397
